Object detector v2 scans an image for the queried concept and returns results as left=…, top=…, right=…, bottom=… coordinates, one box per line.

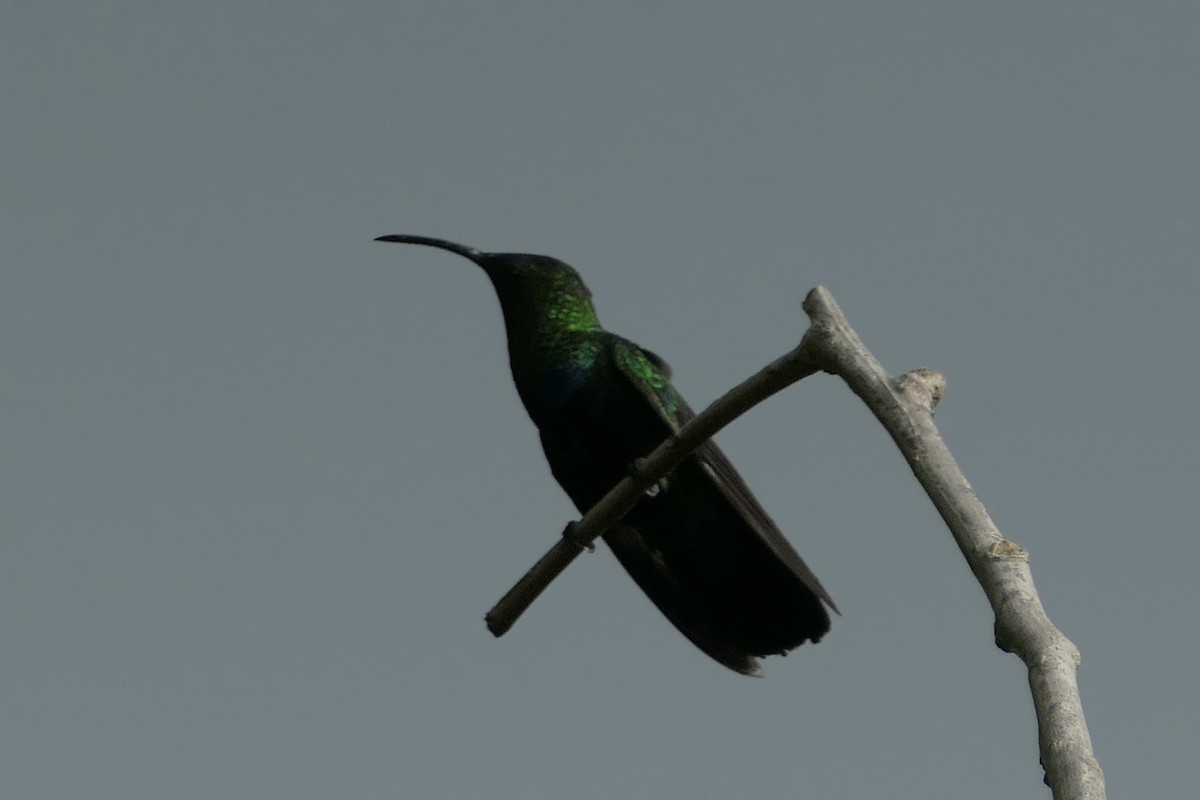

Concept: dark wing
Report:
left=611, top=338, right=837, bottom=613
left=602, top=521, right=765, bottom=676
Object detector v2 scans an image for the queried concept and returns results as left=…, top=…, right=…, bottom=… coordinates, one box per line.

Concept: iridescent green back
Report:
left=612, top=338, right=683, bottom=427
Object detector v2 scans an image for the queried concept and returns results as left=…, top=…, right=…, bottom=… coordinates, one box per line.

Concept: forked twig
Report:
left=485, top=286, right=1104, bottom=799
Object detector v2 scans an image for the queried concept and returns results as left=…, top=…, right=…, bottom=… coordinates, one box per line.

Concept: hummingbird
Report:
left=377, top=234, right=835, bottom=675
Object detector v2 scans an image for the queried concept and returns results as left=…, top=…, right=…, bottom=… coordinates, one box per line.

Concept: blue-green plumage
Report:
left=377, top=234, right=834, bottom=675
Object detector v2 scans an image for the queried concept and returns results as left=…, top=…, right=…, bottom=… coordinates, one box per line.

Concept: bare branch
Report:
left=799, top=286, right=1105, bottom=800
left=484, top=285, right=1105, bottom=799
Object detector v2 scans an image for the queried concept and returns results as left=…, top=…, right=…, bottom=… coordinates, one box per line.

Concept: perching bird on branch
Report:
left=377, top=234, right=835, bottom=675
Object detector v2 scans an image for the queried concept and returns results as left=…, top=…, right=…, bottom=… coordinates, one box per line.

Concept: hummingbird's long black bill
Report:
left=375, top=234, right=484, bottom=261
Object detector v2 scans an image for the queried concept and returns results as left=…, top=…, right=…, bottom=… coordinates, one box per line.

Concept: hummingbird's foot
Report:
left=629, top=458, right=670, bottom=497
left=561, top=521, right=595, bottom=553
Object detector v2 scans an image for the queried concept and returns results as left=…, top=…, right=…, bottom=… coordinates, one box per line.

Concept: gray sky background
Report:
left=3, top=3, right=1197, bottom=798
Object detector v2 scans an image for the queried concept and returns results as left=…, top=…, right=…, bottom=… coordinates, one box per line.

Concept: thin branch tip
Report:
left=484, top=613, right=509, bottom=638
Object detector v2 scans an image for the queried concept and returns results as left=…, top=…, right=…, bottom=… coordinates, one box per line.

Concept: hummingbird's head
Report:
left=473, top=251, right=591, bottom=302
left=375, top=234, right=601, bottom=333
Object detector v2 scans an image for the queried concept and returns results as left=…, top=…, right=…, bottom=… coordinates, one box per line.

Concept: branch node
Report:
left=629, top=457, right=670, bottom=496
left=561, top=521, right=594, bottom=553
left=894, top=368, right=946, bottom=412
left=984, top=539, right=1029, bottom=561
